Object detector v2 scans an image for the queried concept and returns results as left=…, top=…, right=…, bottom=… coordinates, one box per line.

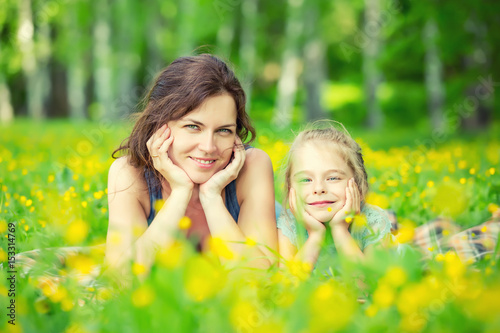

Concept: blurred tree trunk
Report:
left=303, top=2, right=326, bottom=121
left=18, top=0, right=50, bottom=119
left=216, top=12, right=235, bottom=58
left=272, top=0, right=304, bottom=128
left=92, top=0, right=113, bottom=120
left=363, top=0, right=383, bottom=128
left=66, top=2, right=87, bottom=119
left=423, top=19, right=444, bottom=130
left=0, top=76, right=14, bottom=123
left=239, top=0, right=257, bottom=113
left=461, top=17, right=492, bottom=130
left=114, top=0, right=140, bottom=117
left=178, top=0, right=195, bottom=55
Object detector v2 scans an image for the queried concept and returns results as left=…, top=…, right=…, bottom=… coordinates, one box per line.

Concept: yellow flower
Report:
left=48, top=175, right=55, bottom=183
left=373, top=283, right=395, bottom=308
left=178, top=216, right=192, bottom=230
left=0, top=220, right=7, bottom=233
left=154, top=199, right=165, bottom=212
left=285, top=259, right=312, bottom=280
left=61, top=298, right=74, bottom=311
left=469, top=168, right=476, bottom=175
left=385, top=266, right=407, bottom=287
left=131, top=285, right=155, bottom=307
left=66, top=254, right=95, bottom=274
left=156, top=241, right=186, bottom=269
left=365, top=192, right=390, bottom=209
left=183, top=256, right=225, bottom=302
left=487, top=203, right=499, bottom=214
left=365, top=304, right=378, bottom=317
left=132, top=262, right=147, bottom=276
left=431, top=182, right=467, bottom=218
left=459, top=177, right=466, bottom=184
left=309, top=281, right=357, bottom=331
left=65, top=220, right=89, bottom=245
left=396, top=219, right=416, bottom=244
left=489, top=167, right=495, bottom=175
left=73, top=174, right=79, bottom=180
left=444, top=251, right=466, bottom=278
left=414, top=165, right=422, bottom=174
left=245, top=237, right=257, bottom=246
left=427, top=181, right=434, bottom=188
left=83, top=183, right=90, bottom=191
left=81, top=201, right=88, bottom=208
left=458, top=160, right=467, bottom=169
left=208, top=237, right=234, bottom=259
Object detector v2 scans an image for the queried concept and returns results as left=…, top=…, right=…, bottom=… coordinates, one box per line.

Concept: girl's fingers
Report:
left=289, top=188, right=297, bottom=215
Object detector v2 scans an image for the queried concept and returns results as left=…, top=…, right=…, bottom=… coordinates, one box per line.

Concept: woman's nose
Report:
left=199, top=134, right=217, bottom=154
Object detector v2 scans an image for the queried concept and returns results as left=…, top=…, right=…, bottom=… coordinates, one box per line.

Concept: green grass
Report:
left=1, top=120, right=500, bottom=333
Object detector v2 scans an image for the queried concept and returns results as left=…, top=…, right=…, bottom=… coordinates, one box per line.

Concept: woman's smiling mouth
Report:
left=190, top=157, right=216, bottom=168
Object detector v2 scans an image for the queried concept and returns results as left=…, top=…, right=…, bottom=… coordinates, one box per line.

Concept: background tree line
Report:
left=0, top=0, right=499, bottom=132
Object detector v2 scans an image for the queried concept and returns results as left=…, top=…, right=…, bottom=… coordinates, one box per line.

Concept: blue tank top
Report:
left=144, top=169, right=241, bottom=226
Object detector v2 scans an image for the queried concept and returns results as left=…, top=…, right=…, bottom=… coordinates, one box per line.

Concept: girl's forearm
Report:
left=330, top=225, right=365, bottom=261
left=201, top=195, right=271, bottom=269
left=294, top=230, right=325, bottom=268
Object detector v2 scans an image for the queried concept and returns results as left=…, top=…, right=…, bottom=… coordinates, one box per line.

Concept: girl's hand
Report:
left=146, top=124, right=194, bottom=193
left=289, top=187, right=326, bottom=235
left=199, top=136, right=246, bottom=201
left=329, top=178, right=361, bottom=229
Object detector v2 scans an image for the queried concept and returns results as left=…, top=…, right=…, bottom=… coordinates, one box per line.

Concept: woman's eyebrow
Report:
left=182, top=118, right=236, bottom=128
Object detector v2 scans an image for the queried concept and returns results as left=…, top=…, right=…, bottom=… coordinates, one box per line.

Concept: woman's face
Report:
left=290, top=142, right=354, bottom=223
left=167, top=94, right=238, bottom=184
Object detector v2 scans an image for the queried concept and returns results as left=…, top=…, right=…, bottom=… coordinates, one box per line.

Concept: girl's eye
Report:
left=185, top=124, right=199, bottom=130
left=299, top=178, right=312, bottom=183
left=327, top=176, right=340, bottom=181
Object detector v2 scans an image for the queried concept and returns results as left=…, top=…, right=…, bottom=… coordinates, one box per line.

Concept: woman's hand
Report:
left=329, top=178, right=361, bottom=229
left=146, top=124, right=194, bottom=193
left=289, top=187, right=326, bottom=235
left=199, top=136, right=246, bottom=201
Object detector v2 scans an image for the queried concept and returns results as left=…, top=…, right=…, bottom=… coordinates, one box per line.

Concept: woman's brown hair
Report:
left=113, top=54, right=256, bottom=191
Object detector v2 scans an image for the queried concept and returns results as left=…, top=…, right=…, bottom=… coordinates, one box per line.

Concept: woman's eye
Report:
left=218, top=128, right=233, bottom=134
left=186, top=124, right=199, bottom=130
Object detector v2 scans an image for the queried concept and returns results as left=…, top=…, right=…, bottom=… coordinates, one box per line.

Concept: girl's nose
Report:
left=313, top=181, right=326, bottom=194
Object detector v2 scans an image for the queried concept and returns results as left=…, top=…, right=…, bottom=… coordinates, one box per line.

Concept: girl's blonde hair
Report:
left=282, top=120, right=369, bottom=210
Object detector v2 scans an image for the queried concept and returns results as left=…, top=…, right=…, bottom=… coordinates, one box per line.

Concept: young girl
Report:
left=277, top=122, right=393, bottom=269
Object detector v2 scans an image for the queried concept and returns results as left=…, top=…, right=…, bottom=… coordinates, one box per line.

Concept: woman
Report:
left=105, top=55, right=278, bottom=272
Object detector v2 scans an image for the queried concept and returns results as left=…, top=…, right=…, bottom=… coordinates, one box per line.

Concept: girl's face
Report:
left=290, top=142, right=354, bottom=223
left=167, top=94, right=237, bottom=184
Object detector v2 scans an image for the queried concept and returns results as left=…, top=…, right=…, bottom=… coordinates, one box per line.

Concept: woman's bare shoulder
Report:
left=108, top=157, right=147, bottom=195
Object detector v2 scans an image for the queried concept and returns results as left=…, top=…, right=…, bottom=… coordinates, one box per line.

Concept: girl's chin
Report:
left=307, top=211, right=335, bottom=224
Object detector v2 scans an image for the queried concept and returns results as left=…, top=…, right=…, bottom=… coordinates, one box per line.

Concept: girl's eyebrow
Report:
left=293, top=169, right=347, bottom=178
left=326, top=169, right=347, bottom=175
left=182, top=118, right=236, bottom=128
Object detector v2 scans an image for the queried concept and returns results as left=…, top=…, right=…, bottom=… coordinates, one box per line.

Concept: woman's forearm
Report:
left=200, top=195, right=271, bottom=269
left=108, top=189, right=191, bottom=271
